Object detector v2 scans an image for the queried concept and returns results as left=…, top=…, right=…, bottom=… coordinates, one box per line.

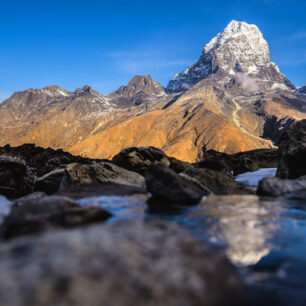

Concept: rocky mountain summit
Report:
left=0, top=20, right=305, bottom=162
left=108, top=74, right=166, bottom=107
left=167, top=20, right=294, bottom=93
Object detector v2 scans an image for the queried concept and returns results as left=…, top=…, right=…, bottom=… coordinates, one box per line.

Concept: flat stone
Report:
left=257, top=176, right=306, bottom=197
left=60, top=162, right=145, bottom=190
left=0, top=195, right=112, bottom=239
left=184, top=167, right=253, bottom=194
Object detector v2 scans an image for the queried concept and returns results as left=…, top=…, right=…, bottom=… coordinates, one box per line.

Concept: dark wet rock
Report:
left=60, top=162, right=145, bottom=190
left=0, top=220, right=245, bottom=306
left=57, top=183, right=146, bottom=200
left=34, top=168, right=65, bottom=194
left=276, top=119, right=306, bottom=179
left=257, top=176, right=306, bottom=197
left=112, top=146, right=193, bottom=175
left=0, top=196, right=112, bottom=239
left=0, top=155, right=34, bottom=199
left=168, top=157, right=194, bottom=173
left=195, top=149, right=233, bottom=173
left=183, top=167, right=253, bottom=195
left=146, top=163, right=210, bottom=206
left=194, top=157, right=232, bottom=174
left=43, top=157, right=70, bottom=173
left=112, top=146, right=171, bottom=175
left=196, top=148, right=278, bottom=176
left=0, top=144, right=103, bottom=176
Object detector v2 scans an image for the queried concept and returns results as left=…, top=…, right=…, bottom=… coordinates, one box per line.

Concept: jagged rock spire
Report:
left=167, top=20, right=294, bottom=93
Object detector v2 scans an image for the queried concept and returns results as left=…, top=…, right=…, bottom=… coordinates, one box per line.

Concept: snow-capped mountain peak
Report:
left=203, top=20, right=270, bottom=68
left=167, top=20, right=294, bottom=93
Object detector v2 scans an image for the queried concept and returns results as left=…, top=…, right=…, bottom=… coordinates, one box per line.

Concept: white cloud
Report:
left=117, top=59, right=192, bottom=74
left=235, top=72, right=259, bottom=92
left=288, top=31, right=306, bottom=41
left=104, top=48, right=192, bottom=75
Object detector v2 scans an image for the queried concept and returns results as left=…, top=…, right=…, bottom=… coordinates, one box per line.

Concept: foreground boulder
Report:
left=0, top=195, right=112, bottom=239
left=196, top=148, right=278, bottom=176
left=0, top=155, right=33, bottom=199
left=146, top=163, right=210, bottom=206
left=277, top=119, right=306, bottom=179
left=0, top=220, right=245, bottom=306
left=183, top=167, right=253, bottom=195
left=112, top=146, right=193, bottom=174
left=112, top=146, right=171, bottom=175
left=60, top=162, right=145, bottom=189
left=56, top=183, right=146, bottom=199
left=257, top=176, right=306, bottom=197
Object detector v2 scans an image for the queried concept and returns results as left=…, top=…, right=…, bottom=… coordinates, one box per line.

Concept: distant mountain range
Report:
left=1, top=20, right=305, bottom=162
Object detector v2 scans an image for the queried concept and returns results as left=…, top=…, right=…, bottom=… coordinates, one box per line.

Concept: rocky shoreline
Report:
left=0, top=119, right=305, bottom=305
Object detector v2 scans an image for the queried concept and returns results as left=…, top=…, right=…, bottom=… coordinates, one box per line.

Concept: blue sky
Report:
left=0, top=0, right=305, bottom=100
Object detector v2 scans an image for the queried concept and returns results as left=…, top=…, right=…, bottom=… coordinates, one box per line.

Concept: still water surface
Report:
left=77, top=168, right=306, bottom=306
left=1, top=169, right=305, bottom=305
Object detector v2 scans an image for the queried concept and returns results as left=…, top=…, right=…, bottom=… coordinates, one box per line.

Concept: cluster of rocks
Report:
left=0, top=143, right=256, bottom=203
left=0, top=144, right=104, bottom=198
left=257, top=119, right=306, bottom=197
left=1, top=117, right=305, bottom=236
left=0, top=144, right=251, bottom=305
left=0, top=142, right=257, bottom=305
left=1, top=118, right=305, bottom=236
left=0, top=119, right=305, bottom=305
left=196, top=147, right=278, bottom=176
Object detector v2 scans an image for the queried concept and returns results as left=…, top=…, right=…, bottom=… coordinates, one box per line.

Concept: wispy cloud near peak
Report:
left=288, top=31, right=306, bottom=41
left=103, top=47, right=192, bottom=76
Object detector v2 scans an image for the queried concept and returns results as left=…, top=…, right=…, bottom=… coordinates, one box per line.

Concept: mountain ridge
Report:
left=0, top=20, right=305, bottom=162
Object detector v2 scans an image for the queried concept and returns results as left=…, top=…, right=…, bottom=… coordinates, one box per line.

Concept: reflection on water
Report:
left=77, top=195, right=147, bottom=220
left=195, top=195, right=283, bottom=265
left=0, top=195, right=11, bottom=224
left=77, top=192, right=306, bottom=305
left=77, top=194, right=285, bottom=265
left=0, top=172, right=305, bottom=304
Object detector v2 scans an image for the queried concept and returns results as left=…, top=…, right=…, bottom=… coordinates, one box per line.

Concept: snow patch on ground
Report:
left=235, top=168, right=277, bottom=187
left=0, top=195, right=11, bottom=223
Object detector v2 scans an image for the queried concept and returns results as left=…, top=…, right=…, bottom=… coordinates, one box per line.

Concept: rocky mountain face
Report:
left=0, top=76, right=170, bottom=150
left=0, top=21, right=305, bottom=162
left=167, top=20, right=294, bottom=93
left=106, top=74, right=167, bottom=109
left=296, top=86, right=306, bottom=98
